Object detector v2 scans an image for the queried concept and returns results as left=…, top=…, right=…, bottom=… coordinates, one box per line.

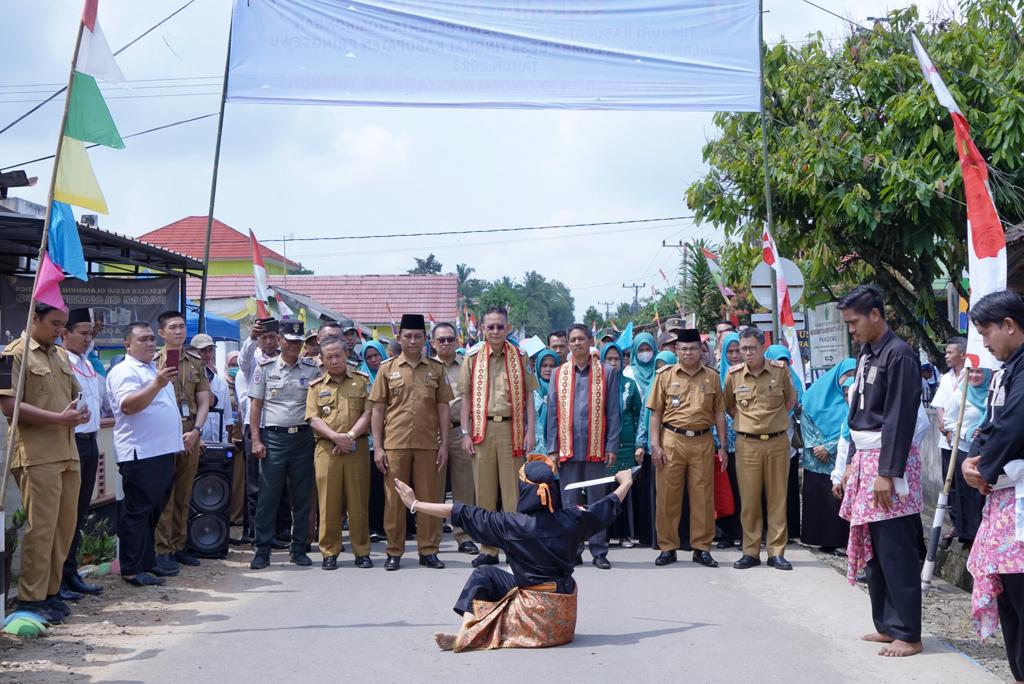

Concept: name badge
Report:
left=994, top=387, right=1006, bottom=407
left=319, top=390, right=331, bottom=397
left=866, top=366, right=878, bottom=385
left=300, top=377, right=309, bottom=388
left=180, top=402, right=190, bottom=418
left=389, top=372, right=401, bottom=380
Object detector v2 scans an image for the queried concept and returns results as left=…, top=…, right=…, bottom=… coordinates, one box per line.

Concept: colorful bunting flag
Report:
left=48, top=201, right=88, bottom=281
left=65, top=72, right=123, bottom=148
left=249, top=230, right=271, bottom=319
left=701, top=247, right=735, bottom=299
left=77, top=19, right=124, bottom=84
left=54, top=136, right=108, bottom=213
left=34, top=253, right=68, bottom=311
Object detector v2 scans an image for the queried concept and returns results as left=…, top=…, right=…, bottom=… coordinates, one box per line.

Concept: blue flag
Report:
left=49, top=201, right=88, bottom=281
left=615, top=322, right=634, bottom=351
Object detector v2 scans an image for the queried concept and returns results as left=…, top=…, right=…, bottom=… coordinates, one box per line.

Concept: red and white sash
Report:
left=470, top=341, right=527, bottom=457
left=555, top=354, right=605, bottom=463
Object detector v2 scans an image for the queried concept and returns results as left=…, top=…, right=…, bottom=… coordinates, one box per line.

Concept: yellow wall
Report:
left=208, top=259, right=291, bottom=276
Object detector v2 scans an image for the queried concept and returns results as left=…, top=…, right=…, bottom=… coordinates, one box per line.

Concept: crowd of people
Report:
left=5, top=283, right=1024, bottom=674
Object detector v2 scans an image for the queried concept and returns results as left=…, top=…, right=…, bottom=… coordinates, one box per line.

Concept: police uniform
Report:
left=646, top=359, right=723, bottom=554
left=305, top=367, right=371, bottom=559
left=153, top=346, right=210, bottom=559
left=441, top=353, right=477, bottom=551
left=724, top=357, right=796, bottom=559
left=457, top=342, right=538, bottom=558
left=0, top=335, right=81, bottom=604
left=249, top=323, right=322, bottom=557
left=368, top=350, right=454, bottom=559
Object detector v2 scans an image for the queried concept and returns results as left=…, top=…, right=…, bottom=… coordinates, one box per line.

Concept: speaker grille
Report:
left=188, top=513, right=229, bottom=554
left=192, top=471, right=230, bottom=513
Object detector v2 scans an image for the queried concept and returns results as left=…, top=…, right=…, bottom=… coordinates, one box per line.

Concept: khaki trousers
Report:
left=656, top=431, right=715, bottom=552
left=383, top=448, right=441, bottom=557
left=155, top=438, right=201, bottom=555
left=440, top=426, right=476, bottom=544
left=315, top=440, right=371, bottom=557
left=472, top=421, right=521, bottom=556
left=736, top=434, right=790, bottom=557
left=14, top=460, right=80, bottom=601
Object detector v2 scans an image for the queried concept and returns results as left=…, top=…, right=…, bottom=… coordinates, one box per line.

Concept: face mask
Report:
left=636, top=351, right=654, bottom=364
left=228, top=367, right=239, bottom=378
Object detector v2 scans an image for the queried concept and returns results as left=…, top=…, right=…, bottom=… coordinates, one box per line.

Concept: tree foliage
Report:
left=685, top=1, right=1024, bottom=359
left=408, top=253, right=443, bottom=274
left=464, top=270, right=575, bottom=338
left=682, top=238, right=727, bottom=331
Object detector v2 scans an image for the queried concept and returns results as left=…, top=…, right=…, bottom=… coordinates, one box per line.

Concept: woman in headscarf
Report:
left=800, top=358, right=857, bottom=553
left=600, top=343, right=643, bottom=548
left=765, top=344, right=804, bottom=541
left=943, top=365, right=993, bottom=544
left=714, top=332, right=742, bottom=548
left=629, top=332, right=658, bottom=547
left=360, top=340, right=389, bottom=541
left=532, top=349, right=560, bottom=455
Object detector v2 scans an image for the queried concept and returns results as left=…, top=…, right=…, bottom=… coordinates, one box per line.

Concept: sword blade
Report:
left=562, top=465, right=640, bottom=491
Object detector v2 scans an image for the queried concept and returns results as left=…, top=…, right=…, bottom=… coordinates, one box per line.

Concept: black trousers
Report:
left=454, top=565, right=517, bottom=615
left=787, top=455, right=801, bottom=540
left=118, top=453, right=175, bottom=576
left=940, top=448, right=960, bottom=531
left=866, top=514, right=922, bottom=642
left=243, top=425, right=291, bottom=539
left=368, top=449, right=385, bottom=535
left=64, top=432, right=99, bottom=581
left=716, top=451, right=742, bottom=542
left=952, top=449, right=984, bottom=542
left=998, top=573, right=1024, bottom=681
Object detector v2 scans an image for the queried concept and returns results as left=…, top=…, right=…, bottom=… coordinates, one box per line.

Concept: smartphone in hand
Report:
left=165, top=348, right=180, bottom=370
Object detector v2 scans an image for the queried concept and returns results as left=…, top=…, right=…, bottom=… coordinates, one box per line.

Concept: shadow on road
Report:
left=570, top=619, right=712, bottom=647
left=195, top=619, right=449, bottom=636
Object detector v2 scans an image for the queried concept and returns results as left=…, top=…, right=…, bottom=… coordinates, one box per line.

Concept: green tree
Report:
left=408, top=253, right=443, bottom=275
left=583, top=306, right=603, bottom=329
left=685, top=2, right=1024, bottom=359
left=682, top=239, right=727, bottom=331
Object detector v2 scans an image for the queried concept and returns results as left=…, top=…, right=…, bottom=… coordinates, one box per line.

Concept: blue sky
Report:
left=2, top=0, right=942, bottom=318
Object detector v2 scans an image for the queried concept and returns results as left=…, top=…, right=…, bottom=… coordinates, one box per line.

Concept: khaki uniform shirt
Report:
left=305, top=368, right=370, bottom=455
left=724, top=359, right=795, bottom=435
left=646, top=363, right=723, bottom=429
left=250, top=355, right=322, bottom=427
left=457, top=345, right=538, bottom=418
left=155, top=348, right=210, bottom=432
left=0, top=336, right=80, bottom=467
left=441, top=356, right=463, bottom=425
left=369, top=353, right=454, bottom=450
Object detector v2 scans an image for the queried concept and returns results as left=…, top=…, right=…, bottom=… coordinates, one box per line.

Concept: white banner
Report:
left=227, top=0, right=761, bottom=111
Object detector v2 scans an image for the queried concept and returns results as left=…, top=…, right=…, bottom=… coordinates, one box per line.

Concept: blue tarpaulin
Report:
left=186, top=302, right=240, bottom=341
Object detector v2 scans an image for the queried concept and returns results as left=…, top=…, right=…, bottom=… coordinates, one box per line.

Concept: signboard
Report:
left=0, top=276, right=180, bottom=349
left=750, top=258, right=804, bottom=310
left=807, top=302, right=849, bottom=370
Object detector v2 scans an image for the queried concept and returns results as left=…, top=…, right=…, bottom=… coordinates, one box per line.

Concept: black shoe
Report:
left=856, top=571, right=868, bottom=584
left=574, top=554, right=584, bottom=566
left=370, top=532, right=386, bottom=543
left=692, top=550, right=719, bottom=568
left=19, top=600, right=64, bottom=624
left=443, top=523, right=453, bottom=533
left=767, top=555, right=793, bottom=571
left=65, top=574, right=102, bottom=595
left=271, top=538, right=288, bottom=550
left=459, top=541, right=480, bottom=555
left=471, top=553, right=499, bottom=567
left=250, top=553, right=271, bottom=570
left=45, top=595, right=71, bottom=616
left=152, top=555, right=180, bottom=577
left=290, top=552, right=313, bottom=567
left=355, top=555, right=374, bottom=569
left=715, top=538, right=736, bottom=549
left=173, top=551, right=201, bottom=567
left=419, top=554, right=446, bottom=569
left=122, top=572, right=166, bottom=587
left=58, top=585, right=84, bottom=602
left=733, top=554, right=761, bottom=570
left=385, top=555, right=401, bottom=571
left=655, top=550, right=677, bottom=566
left=321, top=555, right=338, bottom=571
left=592, top=555, right=611, bottom=570
left=680, top=542, right=693, bottom=552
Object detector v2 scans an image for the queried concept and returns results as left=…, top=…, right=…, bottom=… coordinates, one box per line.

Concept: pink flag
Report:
left=34, top=253, right=67, bottom=311
left=249, top=230, right=270, bottom=319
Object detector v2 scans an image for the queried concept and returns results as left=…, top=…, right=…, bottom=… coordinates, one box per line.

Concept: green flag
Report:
left=64, top=71, right=124, bottom=149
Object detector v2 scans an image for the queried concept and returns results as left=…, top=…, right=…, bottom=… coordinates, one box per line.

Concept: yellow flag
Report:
left=54, top=136, right=108, bottom=213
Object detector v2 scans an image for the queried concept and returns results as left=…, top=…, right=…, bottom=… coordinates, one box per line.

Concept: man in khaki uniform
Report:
left=647, top=328, right=728, bottom=568
left=724, top=327, right=797, bottom=570
left=432, top=322, right=479, bottom=556
left=306, top=336, right=373, bottom=570
left=0, top=303, right=88, bottom=624
left=153, top=310, right=210, bottom=574
left=370, top=314, right=453, bottom=571
left=459, top=307, right=537, bottom=567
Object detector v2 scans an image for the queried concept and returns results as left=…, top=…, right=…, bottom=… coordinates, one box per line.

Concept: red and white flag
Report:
left=761, top=227, right=805, bottom=385
left=913, top=34, right=1006, bottom=369
left=249, top=229, right=270, bottom=319
left=273, top=290, right=295, bottom=319
left=701, top=247, right=735, bottom=299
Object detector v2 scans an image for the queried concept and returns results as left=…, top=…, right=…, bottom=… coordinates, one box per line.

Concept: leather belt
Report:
left=524, top=582, right=557, bottom=592
left=263, top=425, right=311, bottom=434
left=487, top=415, right=511, bottom=422
left=737, top=431, right=786, bottom=441
left=663, top=424, right=711, bottom=438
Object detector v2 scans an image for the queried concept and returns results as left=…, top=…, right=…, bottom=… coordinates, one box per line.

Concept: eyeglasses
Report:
left=738, top=346, right=761, bottom=354
left=434, top=337, right=456, bottom=344
left=485, top=324, right=506, bottom=332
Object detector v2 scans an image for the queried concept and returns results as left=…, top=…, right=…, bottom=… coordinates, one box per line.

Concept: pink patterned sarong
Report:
left=967, top=487, right=1024, bottom=639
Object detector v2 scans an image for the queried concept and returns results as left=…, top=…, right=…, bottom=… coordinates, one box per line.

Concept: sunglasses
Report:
left=434, top=337, right=456, bottom=344
left=485, top=324, right=506, bottom=331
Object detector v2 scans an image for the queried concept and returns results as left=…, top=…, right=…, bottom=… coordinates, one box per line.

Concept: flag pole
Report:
left=758, top=0, right=780, bottom=341
left=197, top=13, right=233, bottom=333
left=1, top=10, right=87, bottom=620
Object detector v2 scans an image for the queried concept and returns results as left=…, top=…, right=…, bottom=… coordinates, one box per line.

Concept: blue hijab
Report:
left=801, top=358, right=858, bottom=443
left=599, top=341, right=624, bottom=370
left=655, top=350, right=678, bottom=368
left=534, top=348, right=560, bottom=398
left=966, top=368, right=993, bottom=441
left=765, top=344, right=804, bottom=404
left=359, top=340, right=388, bottom=384
left=718, top=332, right=740, bottom=388
left=630, top=332, right=657, bottom=392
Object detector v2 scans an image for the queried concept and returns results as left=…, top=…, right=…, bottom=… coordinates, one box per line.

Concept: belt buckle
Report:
left=493, top=415, right=504, bottom=422
left=288, top=426, right=299, bottom=434
left=684, top=430, right=696, bottom=437
left=760, top=434, right=769, bottom=441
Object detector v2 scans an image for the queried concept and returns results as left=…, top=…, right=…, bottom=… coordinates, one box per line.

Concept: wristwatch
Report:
left=460, top=429, right=470, bottom=438
left=346, top=431, right=355, bottom=440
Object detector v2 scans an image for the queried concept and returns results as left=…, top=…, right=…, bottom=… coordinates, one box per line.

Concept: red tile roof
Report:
left=137, top=216, right=301, bottom=269
left=187, top=274, right=459, bottom=324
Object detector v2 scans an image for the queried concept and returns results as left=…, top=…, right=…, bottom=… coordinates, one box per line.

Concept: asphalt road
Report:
left=84, top=540, right=997, bottom=684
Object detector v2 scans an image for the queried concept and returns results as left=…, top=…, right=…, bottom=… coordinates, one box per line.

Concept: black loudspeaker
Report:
left=188, top=412, right=234, bottom=558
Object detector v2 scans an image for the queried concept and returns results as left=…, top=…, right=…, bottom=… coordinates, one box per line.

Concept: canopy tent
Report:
left=186, top=300, right=240, bottom=341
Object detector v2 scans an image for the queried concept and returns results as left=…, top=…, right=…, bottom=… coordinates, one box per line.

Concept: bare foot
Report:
left=861, top=632, right=894, bottom=643
left=434, top=632, right=457, bottom=651
left=878, top=640, right=922, bottom=657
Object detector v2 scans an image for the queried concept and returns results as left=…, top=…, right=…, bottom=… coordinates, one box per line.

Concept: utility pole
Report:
left=622, top=282, right=645, bottom=313
left=663, top=239, right=689, bottom=320
left=597, top=301, right=615, bottom=321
